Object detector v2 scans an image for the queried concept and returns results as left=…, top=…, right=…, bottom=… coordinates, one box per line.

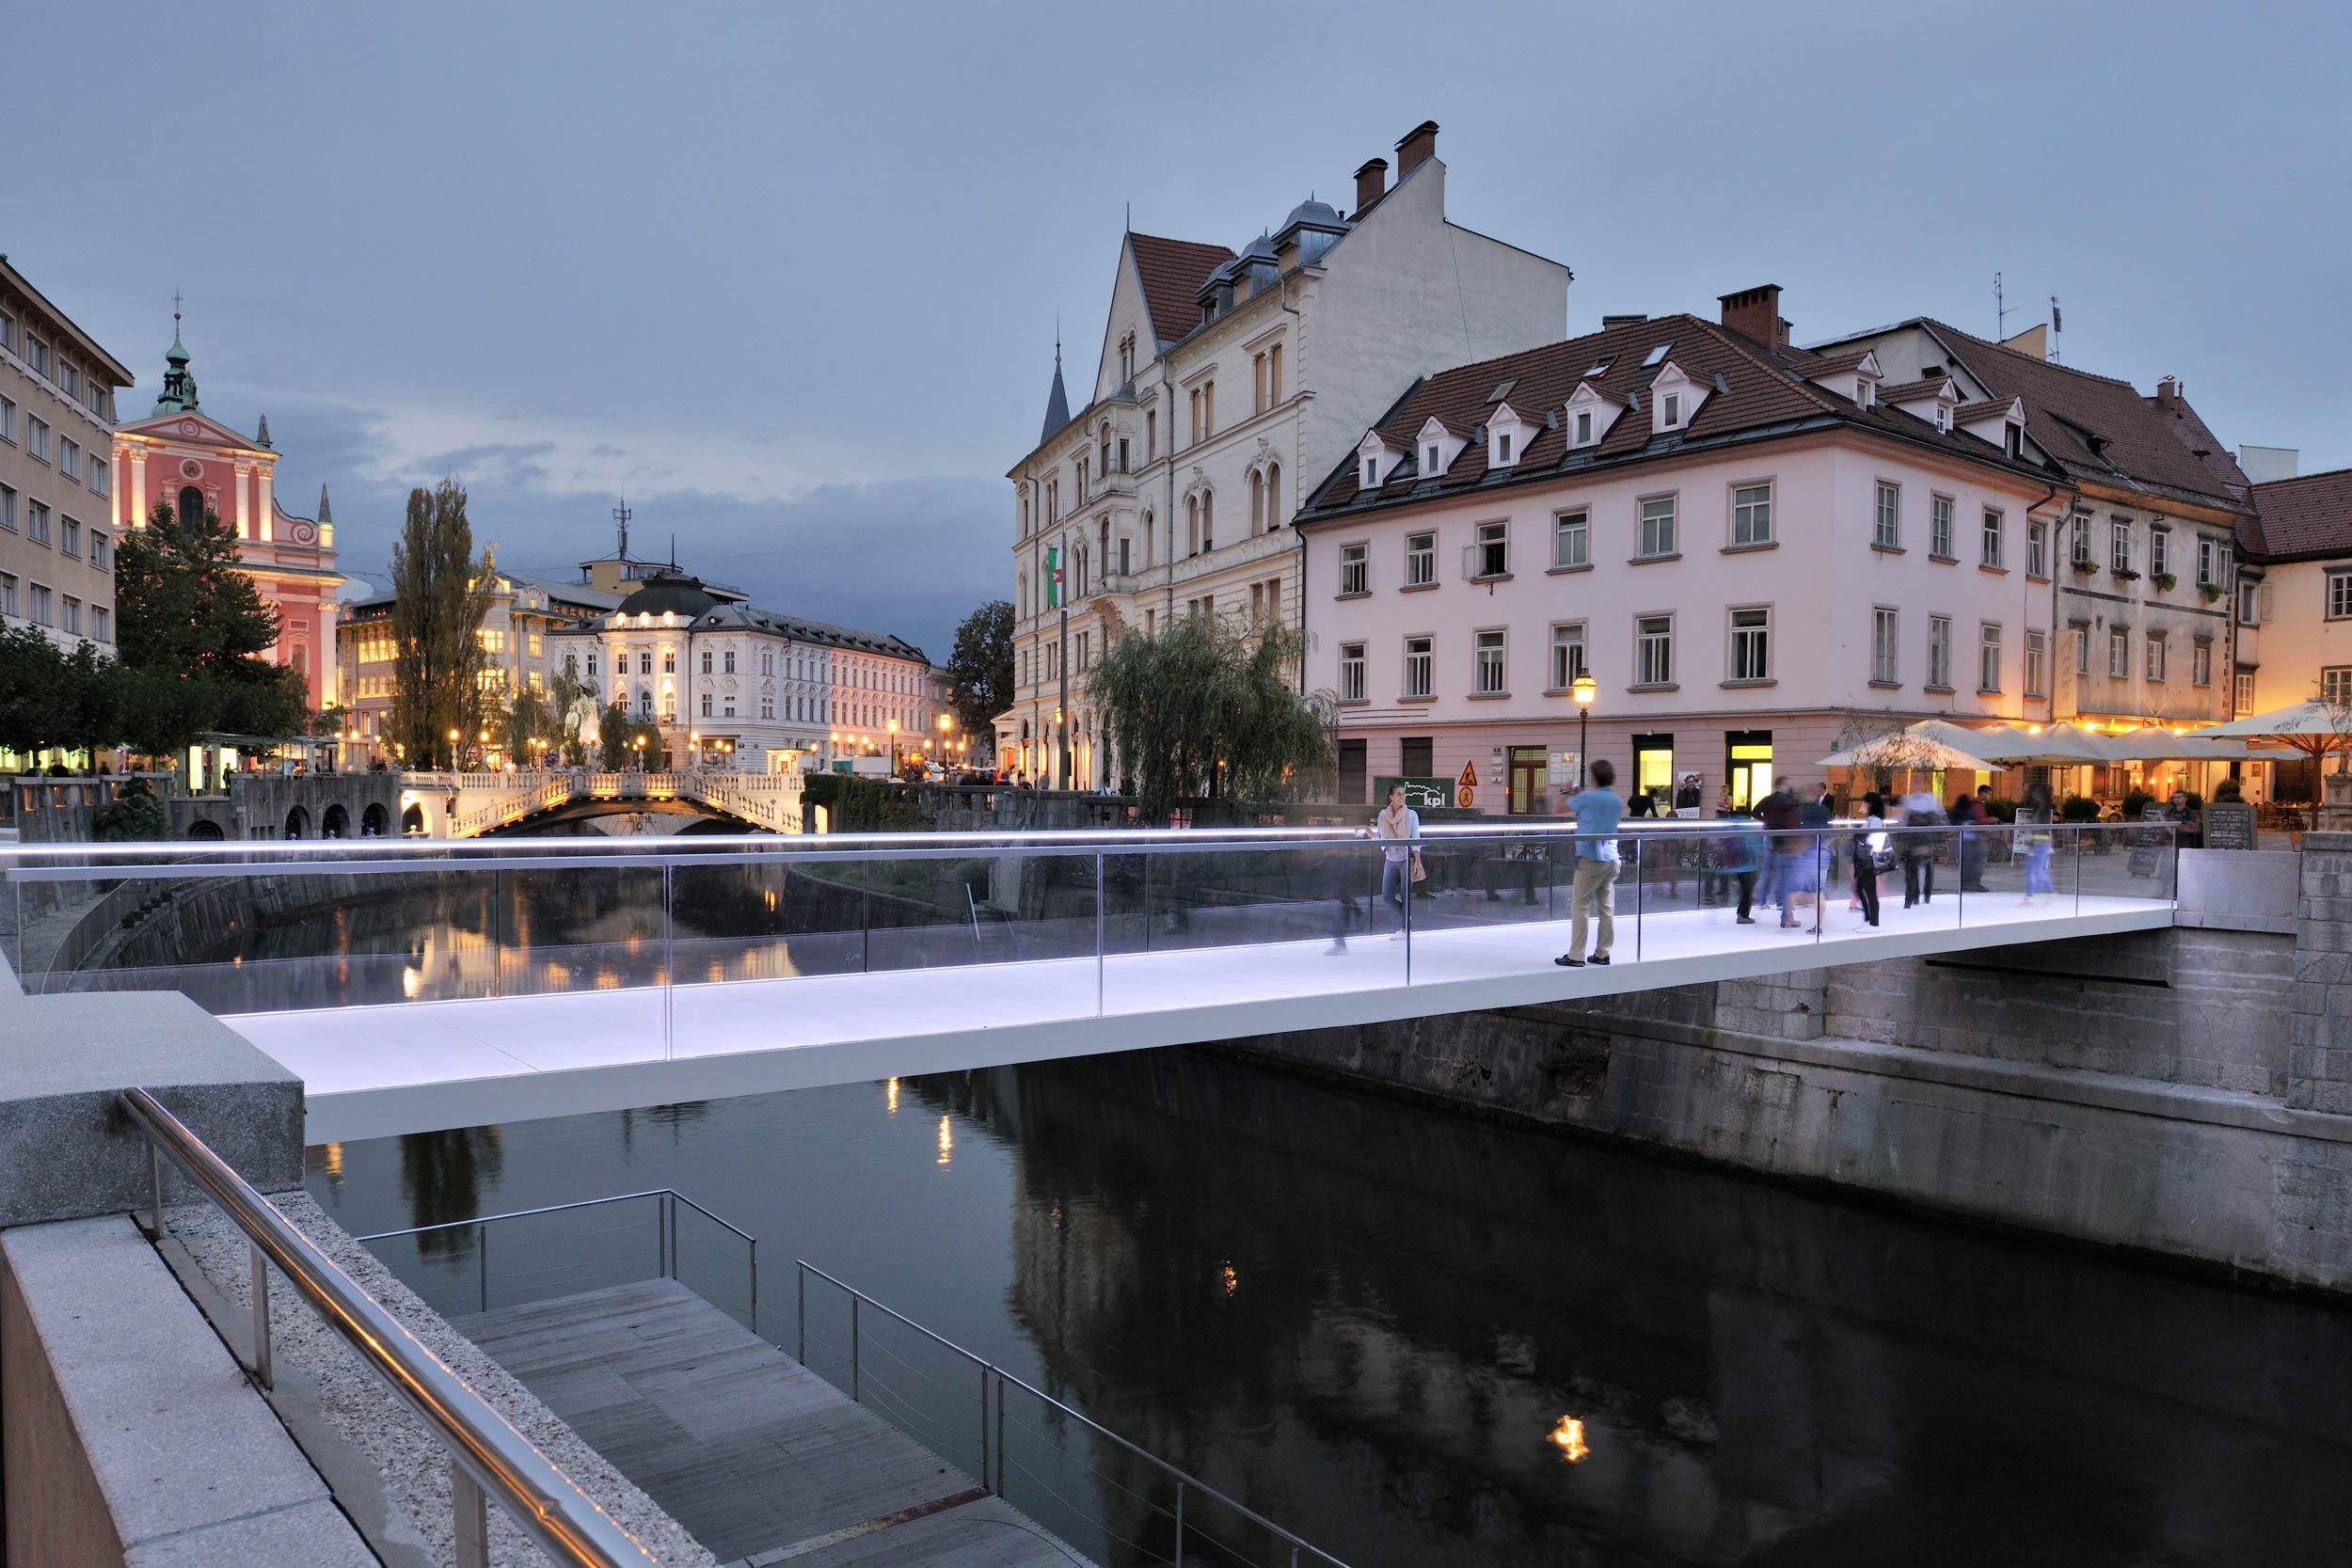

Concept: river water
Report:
left=308, top=1048, right=2352, bottom=1568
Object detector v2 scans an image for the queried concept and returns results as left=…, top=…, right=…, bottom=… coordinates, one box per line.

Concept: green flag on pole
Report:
left=1046, top=546, right=1063, bottom=610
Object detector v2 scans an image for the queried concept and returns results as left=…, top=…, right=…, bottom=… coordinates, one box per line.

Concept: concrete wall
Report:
left=1225, top=860, right=2352, bottom=1292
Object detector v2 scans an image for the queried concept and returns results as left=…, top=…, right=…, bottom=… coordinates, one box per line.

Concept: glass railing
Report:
left=3, top=823, right=2179, bottom=1050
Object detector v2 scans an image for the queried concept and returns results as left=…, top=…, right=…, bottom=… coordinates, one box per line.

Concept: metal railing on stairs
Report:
left=119, top=1088, right=661, bottom=1567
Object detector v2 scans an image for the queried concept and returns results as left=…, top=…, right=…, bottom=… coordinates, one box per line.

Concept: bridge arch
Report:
left=401, top=803, right=426, bottom=835
left=323, top=803, right=350, bottom=839
left=284, top=805, right=310, bottom=840
left=187, top=819, right=225, bottom=842
left=361, top=803, right=390, bottom=837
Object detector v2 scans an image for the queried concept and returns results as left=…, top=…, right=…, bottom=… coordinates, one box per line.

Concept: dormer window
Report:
left=1575, top=410, right=1593, bottom=445
left=1425, top=443, right=1440, bottom=470
left=1934, top=405, right=1948, bottom=432
left=1662, top=392, right=1681, bottom=427
left=1858, top=381, right=1874, bottom=408
left=1362, top=457, right=1379, bottom=486
left=1497, top=432, right=1513, bottom=463
left=1486, top=404, right=1534, bottom=470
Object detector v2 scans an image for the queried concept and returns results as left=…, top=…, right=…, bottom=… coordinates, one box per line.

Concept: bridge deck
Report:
left=232, top=890, right=2172, bottom=1143
left=453, top=1279, right=1086, bottom=1568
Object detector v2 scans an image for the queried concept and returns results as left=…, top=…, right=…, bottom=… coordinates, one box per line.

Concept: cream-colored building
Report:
left=0, top=258, right=133, bottom=659
left=1000, top=120, right=1570, bottom=785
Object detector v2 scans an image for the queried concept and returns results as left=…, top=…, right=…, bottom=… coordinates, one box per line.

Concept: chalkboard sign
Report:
left=2128, top=803, right=2169, bottom=879
left=2202, top=800, right=2259, bottom=851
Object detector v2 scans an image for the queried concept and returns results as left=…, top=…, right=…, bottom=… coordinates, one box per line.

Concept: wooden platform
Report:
left=453, top=1279, right=1091, bottom=1568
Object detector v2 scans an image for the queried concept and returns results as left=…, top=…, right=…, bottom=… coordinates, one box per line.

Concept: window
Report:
left=2236, top=671, right=2256, bottom=716
left=723, top=649, right=736, bottom=673
left=2074, top=626, right=2090, bottom=675
left=1553, top=510, right=1589, bottom=569
left=28, top=584, right=52, bottom=626
left=1268, top=344, right=1282, bottom=404
left=1474, top=520, right=1508, bottom=578
left=1635, top=615, right=1674, bottom=686
left=28, top=501, right=50, bottom=546
left=2192, top=643, right=2212, bottom=687
left=1574, top=409, right=1594, bottom=446
left=60, top=359, right=82, bottom=397
left=2239, top=580, right=2260, bottom=625
left=2325, top=669, right=2352, bottom=705
left=1406, top=531, right=1436, bottom=587
left=1550, top=623, right=1587, bottom=689
left=1638, top=495, right=1676, bottom=558
left=1729, top=607, right=1771, bottom=681
left=1980, top=508, right=2004, bottom=568
left=87, top=455, right=108, bottom=499
left=639, top=690, right=654, bottom=717
left=1362, top=457, right=1378, bottom=487
left=177, top=485, right=203, bottom=527
left=701, top=692, right=713, bottom=717
left=1496, top=431, right=1514, bottom=464
left=2072, top=515, right=2094, bottom=567
left=2108, top=626, right=2130, bottom=678
left=1339, top=642, right=1366, bottom=702
left=1928, top=615, right=1952, bottom=689
left=1203, top=382, right=1215, bottom=439
left=2329, top=570, right=2352, bottom=621
left=2027, top=520, right=2047, bottom=578
left=615, top=652, right=628, bottom=674
left=0, top=484, right=14, bottom=531
left=0, top=395, right=12, bottom=442
left=1662, top=391, right=1681, bottom=427
left=2026, top=629, right=2047, bottom=697
left=1146, top=410, right=1156, bottom=462
left=62, top=596, right=80, bottom=636
left=1474, top=629, right=1506, bottom=694
left=1200, top=491, right=1214, bottom=552
left=58, top=438, right=79, bottom=482
left=1978, top=624, right=2002, bottom=691
left=1875, top=482, right=1901, bottom=547
left=2146, top=635, right=2167, bottom=681
left=91, top=606, right=110, bottom=642
left=2151, top=526, right=2170, bottom=580
left=26, top=417, right=49, bottom=463
left=2111, top=517, right=2132, bottom=573
left=639, top=650, right=653, bottom=673
left=1731, top=483, right=1772, bottom=546
left=60, top=517, right=80, bottom=558
left=1404, top=636, right=1434, bottom=699
left=1871, top=608, right=1899, bottom=684
left=1339, top=542, right=1368, bottom=595
left=0, top=575, right=13, bottom=617
left=1931, top=494, right=1954, bottom=558
left=2198, top=536, right=2223, bottom=587
left=25, top=338, right=47, bottom=376
left=1118, top=536, right=1131, bottom=575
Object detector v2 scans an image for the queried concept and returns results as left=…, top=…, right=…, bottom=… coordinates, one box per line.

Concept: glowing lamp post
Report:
left=887, top=719, right=900, bottom=773
left=1571, top=674, right=1597, bottom=790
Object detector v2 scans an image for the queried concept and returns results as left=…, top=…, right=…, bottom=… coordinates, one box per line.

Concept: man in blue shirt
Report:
left=1555, top=759, right=1625, bottom=967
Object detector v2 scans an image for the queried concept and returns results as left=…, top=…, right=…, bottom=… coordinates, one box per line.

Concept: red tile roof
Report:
left=2247, top=467, right=2352, bottom=561
left=1127, top=233, right=1235, bottom=349
left=1304, top=313, right=2041, bottom=515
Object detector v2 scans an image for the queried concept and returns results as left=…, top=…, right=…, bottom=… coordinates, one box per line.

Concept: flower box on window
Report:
left=2153, top=572, right=2177, bottom=592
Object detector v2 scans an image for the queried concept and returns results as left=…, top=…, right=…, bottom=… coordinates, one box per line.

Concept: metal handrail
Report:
left=796, top=1259, right=1353, bottom=1568
left=118, top=1089, right=662, bottom=1568
left=355, top=1188, right=754, bottom=1247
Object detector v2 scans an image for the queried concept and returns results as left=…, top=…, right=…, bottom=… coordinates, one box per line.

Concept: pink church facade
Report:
left=110, top=325, right=342, bottom=711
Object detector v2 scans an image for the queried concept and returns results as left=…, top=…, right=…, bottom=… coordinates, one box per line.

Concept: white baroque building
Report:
left=553, top=571, right=936, bottom=771
left=999, top=120, right=1571, bottom=785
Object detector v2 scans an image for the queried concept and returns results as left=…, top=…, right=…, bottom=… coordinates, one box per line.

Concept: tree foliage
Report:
left=389, top=481, right=489, bottom=769
left=1089, top=616, right=1333, bottom=822
left=110, top=500, right=306, bottom=752
left=945, top=599, right=1014, bottom=742
left=596, top=701, right=660, bottom=768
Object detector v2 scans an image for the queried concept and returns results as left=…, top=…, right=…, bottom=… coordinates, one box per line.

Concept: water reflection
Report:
left=396, top=1127, right=502, bottom=1258
left=311, top=1052, right=2352, bottom=1568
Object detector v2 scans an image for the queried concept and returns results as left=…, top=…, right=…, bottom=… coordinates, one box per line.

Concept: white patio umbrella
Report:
left=2195, top=700, right=2352, bottom=771
left=1818, top=733, right=2003, bottom=773
left=1979, top=721, right=2122, bottom=765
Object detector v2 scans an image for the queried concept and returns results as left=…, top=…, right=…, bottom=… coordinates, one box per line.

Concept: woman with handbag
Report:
left=1851, top=791, right=1886, bottom=928
left=1368, top=784, right=1424, bottom=941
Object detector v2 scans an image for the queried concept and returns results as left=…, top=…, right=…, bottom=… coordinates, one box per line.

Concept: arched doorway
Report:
left=401, top=803, right=425, bottom=835
left=187, top=819, right=226, bottom=842
left=284, top=805, right=310, bottom=839
left=322, top=804, right=349, bottom=838
left=360, top=803, right=389, bottom=837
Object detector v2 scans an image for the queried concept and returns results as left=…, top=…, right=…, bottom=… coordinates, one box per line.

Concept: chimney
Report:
left=1394, top=119, right=1439, bottom=178
left=1600, top=313, right=1648, bottom=329
left=1718, top=284, right=1784, bottom=347
left=2156, top=375, right=2178, bottom=412
left=1355, top=157, right=1389, bottom=212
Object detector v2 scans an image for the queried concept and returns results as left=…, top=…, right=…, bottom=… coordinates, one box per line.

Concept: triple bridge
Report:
left=401, top=768, right=804, bottom=838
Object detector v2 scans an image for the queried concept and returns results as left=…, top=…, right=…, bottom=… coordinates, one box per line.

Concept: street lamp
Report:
left=887, top=718, right=900, bottom=772
left=447, top=727, right=461, bottom=771
left=1571, top=674, right=1597, bottom=789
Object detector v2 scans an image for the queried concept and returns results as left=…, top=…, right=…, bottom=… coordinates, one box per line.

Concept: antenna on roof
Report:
left=612, top=497, right=631, bottom=559
left=1994, top=272, right=2008, bottom=341
left=2049, top=295, right=2063, bottom=364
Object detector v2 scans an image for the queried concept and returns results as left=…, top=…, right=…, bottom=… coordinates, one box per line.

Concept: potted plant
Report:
left=2153, top=571, right=2178, bottom=592
left=2112, top=565, right=2141, bottom=581
left=2071, top=559, right=2099, bottom=577
left=2201, top=582, right=2225, bottom=604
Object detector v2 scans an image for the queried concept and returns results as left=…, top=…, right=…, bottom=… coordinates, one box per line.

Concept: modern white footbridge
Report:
left=8, top=823, right=2180, bottom=1143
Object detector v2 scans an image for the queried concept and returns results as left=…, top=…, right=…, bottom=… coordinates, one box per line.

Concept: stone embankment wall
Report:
left=1224, top=846, right=2352, bottom=1294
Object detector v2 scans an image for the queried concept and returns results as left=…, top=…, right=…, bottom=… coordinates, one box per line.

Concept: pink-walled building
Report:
left=1298, top=287, right=2066, bottom=813
left=111, top=321, right=342, bottom=710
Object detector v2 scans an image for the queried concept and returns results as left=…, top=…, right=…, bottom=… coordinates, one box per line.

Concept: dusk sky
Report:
left=8, top=0, right=2345, bottom=661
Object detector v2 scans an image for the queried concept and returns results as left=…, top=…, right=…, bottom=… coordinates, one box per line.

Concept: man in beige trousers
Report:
left=1555, top=758, right=1625, bottom=968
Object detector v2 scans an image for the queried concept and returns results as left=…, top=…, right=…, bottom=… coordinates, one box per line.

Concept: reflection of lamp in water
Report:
left=1220, top=1262, right=1239, bottom=1297
left=1548, top=1414, right=1590, bottom=1463
left=936, top=1114, right=952, bottom=1165
left=886, top=1077, right=899, bottom=1115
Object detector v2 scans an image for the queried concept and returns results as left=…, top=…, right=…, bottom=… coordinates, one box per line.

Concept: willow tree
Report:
left=388, top=481, right=488, bottom=769
left=1089, top=615, right=1333, bottom=822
